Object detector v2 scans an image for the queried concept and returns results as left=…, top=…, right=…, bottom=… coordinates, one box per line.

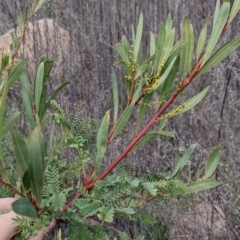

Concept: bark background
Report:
left=0, top=0, right=240, bottom=239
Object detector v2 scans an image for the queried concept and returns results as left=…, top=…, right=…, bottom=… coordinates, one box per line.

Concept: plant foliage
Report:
left=0, top=0, right=240, bottom=239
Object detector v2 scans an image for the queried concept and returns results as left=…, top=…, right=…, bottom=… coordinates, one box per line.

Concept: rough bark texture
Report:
left=0, top=0, right=240, bottom=239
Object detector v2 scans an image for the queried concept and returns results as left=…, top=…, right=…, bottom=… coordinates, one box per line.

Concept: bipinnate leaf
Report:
left=186, top=179, right=220, bottom=193
left=202, top=2, right=230, bottom=65
left=203, top=147, right=220, bottom=179
left=111, top=68, right=119, bottom=123
left=34, top=62, right=44, bottom=114
left=110, top=103, right=135, bottom=141
left=7, top=59, right=27, bottom=90
left=134, top=12, right=143, bottom=62
left=11, top=127, right=28, bottom=178
left=12, top=198, right=38, bottom=218
left=197, top=36, right=240, bottom=77
left=29, top=126, right=45, bottom=205
left=172, top=144, right=196, bottom=178
left=95, top=110, right=110, bottom=172
left=2, top=112, right=20, bottom=136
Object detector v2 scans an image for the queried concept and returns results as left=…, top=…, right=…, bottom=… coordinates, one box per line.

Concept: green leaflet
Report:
left=95, top=110, right=110, bottom=173
left=196, top=36, right=240, bottom=77
left=7, top=59, right=27, bottom=90
left=10, top=127, right=29, bottom=179
left=134, top=12, right=143, bottom=62
left=203, top=147, right=220, bottom=179
left=110, top=103, right=135, bottom=141
left=2, top=112, right=20, bottom=136
left=180, top=17, right=194, bottom=78
left=202, top=2, right=230, bottom=65
left=171, top=144, right=196, bottom=178
left=186, top=179, right=220, bottom=194
left=111, top=68, right=119, bottom=123
left=29, top=126, right=45, bottom=205
left=167, top=87, right=209, bottom=117
left=196, top=18, right=209, bottom=61
left=12, top=198, right=38, bottom=218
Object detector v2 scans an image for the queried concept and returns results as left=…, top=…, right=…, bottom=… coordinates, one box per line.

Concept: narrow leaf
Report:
left=130, top=132, right=158, bottom=154
left=172, top=144, right=196, bottom=177
left=226, top=0, right=240, bottom=28
left=180, top=17, right=194, bottom=78
left=202, top=2, right=230, bottom=65
left=34, top=0, right=46, bottom=13
left=46, top=82, right=69, bottom=108
left=158, top=130, right=175, bottom=138
left=203, top=147, right=220, bottom=179
left=197, top=36, right=240, bottom=77
left=168, top=87, right=209, bottom=117
left=134, top=12, right=143, bottom=62
left=95, top=110, right=110, bottom=172
left=7, top=59, right=27, bottom=90
left=150, top=32, right=156, bottom=56
left=22, top=87, right=36, bottom=127
left=34, top=62, right=44, bottom=114
left=111, top=68, right=119, bottom=123
left=110, top=103, right=134, bottom=141
left=116, top=43, right=129, bottom=64
left=11, top=127, right=29, bottom=178
left=29, top=126, right=45, bottom=205
left=2, top=112, right=20, bottom=136
left=136, top=93, right=153, bottom=134
left=186, top=179, right=220, bottom=193
left=196, top=18, right=209, bottom=61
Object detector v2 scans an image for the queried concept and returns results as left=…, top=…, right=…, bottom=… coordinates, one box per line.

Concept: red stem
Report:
left=87, top=58, right=203, bottom=189
left=62, top=58, right=203, bottom=211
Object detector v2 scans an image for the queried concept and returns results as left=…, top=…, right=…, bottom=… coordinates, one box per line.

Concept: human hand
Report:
left=0, top=198, right=56, bottom=240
